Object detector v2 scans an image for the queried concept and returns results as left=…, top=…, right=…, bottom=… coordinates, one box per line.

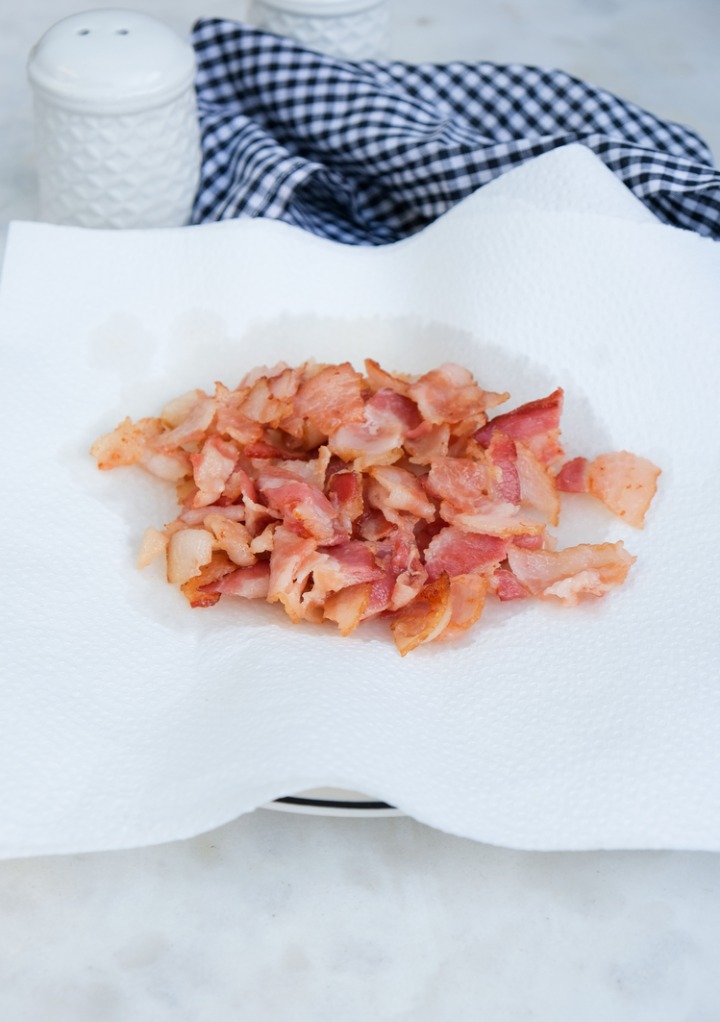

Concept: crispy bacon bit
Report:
left=205, top=562, right=271, bottom=600
left=92, top=360, right=659, bottom=653
left=588, top=452, right=661, bottom=528
left=294, top=362, right=365, bottom=435
left=324, top=582, right=373, bottom=636
left=166, top=528, right=214, bottom=585
left=443, top=574, right=488, bottom=639
left=90, top=416, right=161, bottom=470
left=555, top=456, right=590, bottom=493
left=367, top=465, right=435, bottom=522
left=424, top=527, right=507, bottom=581
left=137, top=527, right=168, bottom=569
left=475, top=388, right=564, bottom=466
left=409, top=363, right=508, bottom=426
left=507, top=542, right=636, bottom=606
left=181, top=552, right=237, bottom=607
left=390, top=575, right=453, bottom=655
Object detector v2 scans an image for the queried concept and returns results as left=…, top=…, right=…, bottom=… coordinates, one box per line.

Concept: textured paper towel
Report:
left=0, top=146, right=718, bottom=857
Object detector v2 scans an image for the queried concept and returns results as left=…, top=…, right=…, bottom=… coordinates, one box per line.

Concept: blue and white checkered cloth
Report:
left=191, top=19, right=720, bottom=243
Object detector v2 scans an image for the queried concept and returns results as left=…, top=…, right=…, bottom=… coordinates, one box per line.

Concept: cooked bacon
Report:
left=190, top=435, right=239, bottom=508
left=239, top=365, right=299, bottom=426
left=409, top=363, right=508, bottom=426
left=327, top=389, right=419, bottom=468
left=426, top=456, right=496, bottom=514
left=166, top=527, right=214, bottom=585
left=587, top=452, right=661, bottom=528
left=204, top=514, right=255, bottom=567
left=294, top=362, right=365, bottom=435
left=180, top=552, right=237, bottom=608
left=256, top=466, right=344, bottom=544
left=374, top=517, right=428, bottom=611
left=424, top=527, right=507, bottom=581
left=367, top=465, right=436, bottom=522
left=404, top=422, right=450, bottom=465
left=137, top=526, right=168, bottom=569
left=555, top=456, right=590, bottom=493
left=491, top=567, right=530, bottom=601
left=443, top=574, right=488, bottom=639
left=205, top=561, right=271, bottom=600
left=485, top=432, right=521, bottom=504
left=156, top=395, right=216, bottom=450
left=507, top=542, right=636, bottom=606
left=442, top=503, right=545, bottom=538
left=324, top=582, right=373, bottom=635
left=364, top=358, right=412, bottom=396
left=515, top=440, right=560, bottom=525
left=390, top=575, right=452, bottom=656
left=475, top=388, right=564, bottom=466
left=94, top=360, right=659, bottom=653
left=90, top=416, right=161, bottom=470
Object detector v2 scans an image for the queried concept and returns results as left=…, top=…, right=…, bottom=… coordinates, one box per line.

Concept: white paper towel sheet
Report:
left=1, top=146, right=719, bottom=857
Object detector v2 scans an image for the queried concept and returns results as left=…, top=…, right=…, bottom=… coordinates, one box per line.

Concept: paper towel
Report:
left=0, top=146, right=719, bottom=857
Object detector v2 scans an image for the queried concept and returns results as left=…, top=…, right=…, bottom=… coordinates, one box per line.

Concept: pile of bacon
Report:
left=90, top=360, right=660, bottom=654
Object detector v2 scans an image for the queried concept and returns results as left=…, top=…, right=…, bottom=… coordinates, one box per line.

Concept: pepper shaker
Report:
left=27, top=9, right=201, bottom=229
left=249, top=0, right=390, bottom=60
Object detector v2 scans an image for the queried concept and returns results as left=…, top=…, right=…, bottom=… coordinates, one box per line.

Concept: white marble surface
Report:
left=1, top=2, right=719, bottom=1019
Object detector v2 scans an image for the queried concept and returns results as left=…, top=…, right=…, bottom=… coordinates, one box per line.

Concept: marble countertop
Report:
left=1, top=1, right=719, bottom=1019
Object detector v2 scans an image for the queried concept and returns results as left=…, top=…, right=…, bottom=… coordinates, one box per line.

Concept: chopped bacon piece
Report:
left=204, top=514, right=255, bottom=567
left=390, top=575, right=452, bottom=656
left=326, top=465, right=364, bottom=525
left=409, top=363, right=508, bottom=426
left=137, top=527, right=168, bottom=569
left=515, top=440, right=560, bottom=525
left=256, top=466, right=344, bottom=544
left=156, top=395, right=216, bottom=450
left=475, top=388, right=564, bottom=466
left=327, top=389, right=419, bottom=468
left=491, top=568, right=530, bottom=601
left=442, top=503, right=545, bottom=539
left=374, top=517, right=428, bottom=611
left=90, top=416, right=161, bottom=470
left=205, top=561, right=271, bottom=600
left=243, top=439, right=308, bottom=461
left=587, top=452, right=661, bottom=528
left=180, top=551, right=237, bottom=607
left=324, top=583, right=373, bottom=635
left=294, top=362, right=365, bottom=435
left=239, top=365, right=299, bottom=427
left=426, top=456, right=496, bottom=514
left=166, top=527, right=214, bottom=585
left=424, top=527, right=507, bottom=581
left=507, top=542, right=636, bottom=606
left=404, top=422, right=450, bottom=465
left=485, top=432, right=521, bottom=504
left=367, top=465, right=435, bottom=522
left=190, top=435, right=239, bottom=508
left=214, top=382, right=264, bottom=446
left=555, top=456, right=590, bottom=493
left=442, top=574, right=488, bottom=639
left=364, top=358, right=412, bottom=396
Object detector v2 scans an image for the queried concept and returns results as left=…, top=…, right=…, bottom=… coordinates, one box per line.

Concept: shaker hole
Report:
left=77, top=28, right=90, bottom=35
left=115, top=28, right=129, bottom=34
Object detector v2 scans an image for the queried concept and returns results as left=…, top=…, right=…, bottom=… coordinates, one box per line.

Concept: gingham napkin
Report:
left=191, top=20, right=719, bottom=243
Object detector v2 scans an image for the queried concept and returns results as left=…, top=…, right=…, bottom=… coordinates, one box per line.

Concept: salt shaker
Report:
left=249, top=0, right=390, bottom=60
left=26, top=9, right=201, bottom=229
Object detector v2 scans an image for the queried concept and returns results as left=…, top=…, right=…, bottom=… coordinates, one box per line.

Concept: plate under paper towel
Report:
left=0, top=145, right=719, bottom=857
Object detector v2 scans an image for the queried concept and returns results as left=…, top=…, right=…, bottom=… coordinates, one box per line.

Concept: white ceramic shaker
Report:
left=249, top=0, right=390, bottom=60
left=27, top=9, right=201, bottom=229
